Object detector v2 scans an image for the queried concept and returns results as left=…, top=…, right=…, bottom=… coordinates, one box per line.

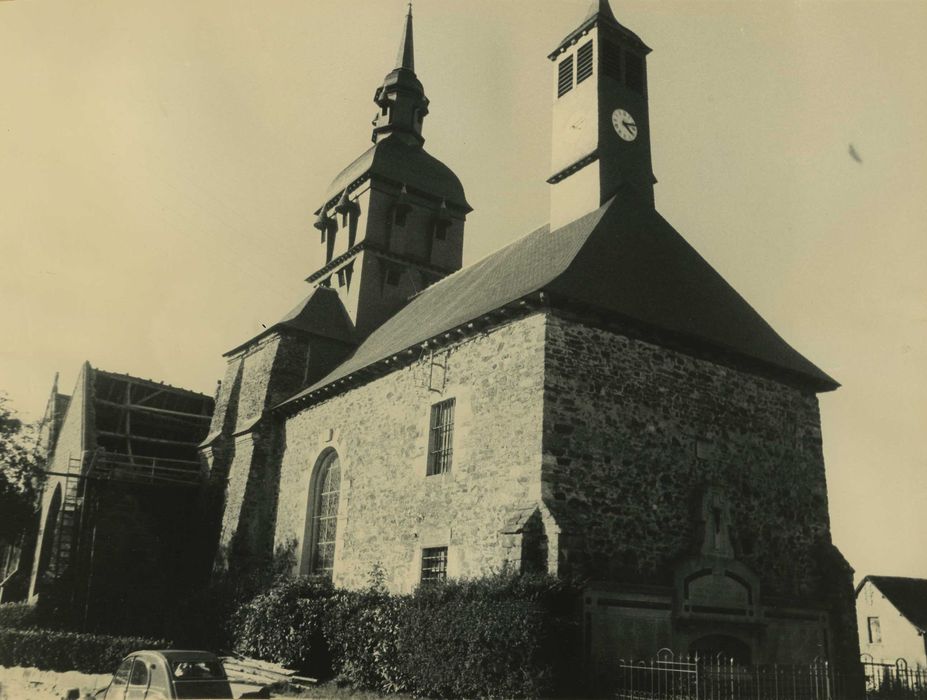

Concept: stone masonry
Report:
left=274, top=312, right=547, bottom=592
left=542, top=311, right=831, bottom=598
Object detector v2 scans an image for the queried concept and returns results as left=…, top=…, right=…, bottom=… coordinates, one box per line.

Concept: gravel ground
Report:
left=0, top=665, right=111, bottom=700
left=0, top=666, right=290, bottom=699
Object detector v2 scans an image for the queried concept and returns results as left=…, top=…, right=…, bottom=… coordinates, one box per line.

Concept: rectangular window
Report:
left=421, top=546, right=448, bottom=582
left=576, top=40, right=594, bottom=84
left=625, top=50, right=645, bottom=96
left=868, top=617, right=882, bottom=644
left=427, top=398, right=455, bottom=475
left=602, top=40, right=622, bottom=82
left=557, top=54, right=574, bottom=97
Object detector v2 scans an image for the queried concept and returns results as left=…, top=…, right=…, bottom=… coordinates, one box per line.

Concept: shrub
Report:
left=227, top=572, right=581, bottom=698
left=0, top=627, right=168, bottom=674
left=395, top=574, right=581, bottom=698
left=323, top=588, right=409, bottom=692
left=230, top=576, right=334, bottom=675
left=0, top=601, right=38, bottom=629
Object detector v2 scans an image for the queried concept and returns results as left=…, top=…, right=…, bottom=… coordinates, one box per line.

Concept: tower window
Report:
left=394, top=206, right=408, bottom=227
left=385, top=267, right=401, bottom=286
left=576, top=40, right=594, bottom=84
left=427, top=398, right=455, bottom=475
left=421, top=546, right=448, bottom=582
left=434, top=220, right=450, bottom=240
left=625, top=50, right=645, bottom=96
left=557, top=54, right=574, bottom=97
left=602, top=40, right=622, bottom=82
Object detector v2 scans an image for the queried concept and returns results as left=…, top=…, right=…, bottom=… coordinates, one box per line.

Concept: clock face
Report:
left=612, top=108, right=638, bottom=142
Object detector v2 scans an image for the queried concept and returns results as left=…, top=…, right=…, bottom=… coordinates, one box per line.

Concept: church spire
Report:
left=584, top=0, right=617, bottom=23
left=396, top=4, right=414, bottom=72
left=371, top=4, right=429, bottom=144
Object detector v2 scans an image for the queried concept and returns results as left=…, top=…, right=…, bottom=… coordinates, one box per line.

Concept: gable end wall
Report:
left=542, top=311, right=832, bottom=598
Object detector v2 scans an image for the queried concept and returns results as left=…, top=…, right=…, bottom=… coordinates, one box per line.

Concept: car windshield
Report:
left=168, top=660, right=233, bottom=699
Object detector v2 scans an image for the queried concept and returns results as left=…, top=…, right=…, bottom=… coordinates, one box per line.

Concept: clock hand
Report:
left=623, top=121, right=637, bottom=131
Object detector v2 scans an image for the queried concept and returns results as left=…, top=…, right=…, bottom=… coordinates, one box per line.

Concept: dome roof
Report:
left=318, top=135, right=471, bottom=214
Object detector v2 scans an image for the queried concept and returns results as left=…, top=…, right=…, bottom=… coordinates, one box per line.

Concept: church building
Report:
left=202, top=0, right=861, bottom=681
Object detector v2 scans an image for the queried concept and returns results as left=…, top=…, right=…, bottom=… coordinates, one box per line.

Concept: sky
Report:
left=1, top=0, right=925, bottom=582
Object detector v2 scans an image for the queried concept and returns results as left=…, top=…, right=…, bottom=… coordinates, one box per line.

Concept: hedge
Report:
left=0, top=627, right=168, bottom=674
left=230, top=572, right=581, bottom=698
left=0, top=602, right=38, bottom=629
left=230, top=576, right=334, bottom=676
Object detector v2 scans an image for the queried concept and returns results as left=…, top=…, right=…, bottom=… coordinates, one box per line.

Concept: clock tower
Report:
left=548, top=0, right=656, bottom=229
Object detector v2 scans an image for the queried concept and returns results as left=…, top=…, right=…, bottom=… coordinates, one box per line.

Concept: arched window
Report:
left=306, top=451, right=341, bottom=579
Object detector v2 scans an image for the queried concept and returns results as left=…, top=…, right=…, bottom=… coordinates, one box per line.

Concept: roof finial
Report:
left=396, top=2, right=415, bottom=72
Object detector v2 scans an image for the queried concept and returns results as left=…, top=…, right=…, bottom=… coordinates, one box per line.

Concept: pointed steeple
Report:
left=583, top=0, right=617, bottom=24
left=396, top=4, right=415, bottom=72
left=371, top=5, right=430, bottom=144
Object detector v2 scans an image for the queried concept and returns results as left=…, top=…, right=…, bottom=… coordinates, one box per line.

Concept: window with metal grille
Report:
left=311, top=452, right=341, bottom=580
left=602, top=40, right=622, bottom=81
left=427, top=398, right=455, bottom=475
left=576, top=40, right=594, bottom=84
left=625, top=50, right=645, bottom=96
left=421, top=546, right=448, bottom=582
left=557, top=54, right=574, bottom=97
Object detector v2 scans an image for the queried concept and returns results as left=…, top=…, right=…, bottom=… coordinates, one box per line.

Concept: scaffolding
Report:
left=36, top=366, right=214, bottom=597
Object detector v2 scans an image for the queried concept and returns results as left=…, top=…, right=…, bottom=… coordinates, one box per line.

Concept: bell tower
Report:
left=307, top=5, right=471, bottom=340
left=548, top=0, right=656, bottom=230
left=371, top=5, right=429, bottom=146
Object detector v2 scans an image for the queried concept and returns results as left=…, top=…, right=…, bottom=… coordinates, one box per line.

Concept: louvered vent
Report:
left=576, top=40, right=594, bottom=84
left=602, top=40, right=622, bottom=82
left=557, top=55, right=574, bottom=97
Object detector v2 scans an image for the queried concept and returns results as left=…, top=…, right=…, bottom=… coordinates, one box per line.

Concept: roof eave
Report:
left=547, top=16, right=651, bottom=62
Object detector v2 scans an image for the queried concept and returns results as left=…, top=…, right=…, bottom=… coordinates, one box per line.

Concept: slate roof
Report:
left=860, top=576, right=927, bottom=632
left=318, top=135, right=471, bottom=214
left=224, top=286, right=356, bottom=357
left=279, top=185, right=836, bottom=410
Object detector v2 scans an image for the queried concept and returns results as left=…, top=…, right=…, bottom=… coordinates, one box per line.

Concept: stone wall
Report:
left=208, top=330, right=313, bottom=565
left=274, top=312, right=547, bottom=592
left=542, top=311, right=833, bottom=599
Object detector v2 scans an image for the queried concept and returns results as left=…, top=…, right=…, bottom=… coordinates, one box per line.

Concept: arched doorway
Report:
left=690, top=634, right=752, bottom=665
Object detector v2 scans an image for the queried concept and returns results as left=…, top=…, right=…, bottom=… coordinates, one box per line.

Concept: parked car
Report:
left=96, top=649, right=267, bottom=700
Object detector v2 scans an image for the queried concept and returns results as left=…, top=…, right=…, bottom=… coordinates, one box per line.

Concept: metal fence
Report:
left=862, top=659, right=927, bottom=700
left=615, top=649, right=840, bottom=700
left=613, top=651, right=927, bottom=700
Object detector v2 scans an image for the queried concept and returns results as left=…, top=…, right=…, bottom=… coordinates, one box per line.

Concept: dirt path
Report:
left=0, top=665, right=111, bottom=700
